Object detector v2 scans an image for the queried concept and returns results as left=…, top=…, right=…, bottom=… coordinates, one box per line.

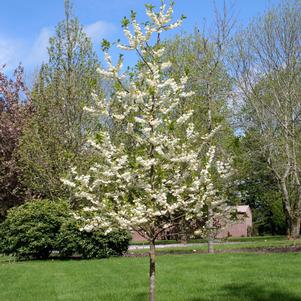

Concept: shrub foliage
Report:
left=0, top=199, right=129, bottom=260
left=57, top=219, right=130, bottom=259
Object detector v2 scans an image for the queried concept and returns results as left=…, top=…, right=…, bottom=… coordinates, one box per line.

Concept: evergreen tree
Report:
left=18, top=0, right=102, bottom=199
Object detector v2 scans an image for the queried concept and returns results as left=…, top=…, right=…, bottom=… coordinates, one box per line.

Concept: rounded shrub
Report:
left=0, top=199, right=69, bottom=259
left=0, top=199, right=130, bottom=260
left=56, top=219, right=130, bottom=259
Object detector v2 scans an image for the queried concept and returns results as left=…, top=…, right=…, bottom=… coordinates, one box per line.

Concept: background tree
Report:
left=163, top=5, right=236, bottom=252
left=234, top=131, right=286, bottom=235
left=18, top=0, right=102, bottom=200
left=0, top=65, right=31, bottom=219
left=231, top=0, right=301, bottom=238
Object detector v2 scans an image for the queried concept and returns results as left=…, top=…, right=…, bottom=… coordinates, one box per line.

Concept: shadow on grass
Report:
left=132, top=292, right=148, bottom=301
left=133, top=283, right=301, bottom=301
left=184, top=283, right=301, bottom=301
left=221, top=283, right=301, bottom=301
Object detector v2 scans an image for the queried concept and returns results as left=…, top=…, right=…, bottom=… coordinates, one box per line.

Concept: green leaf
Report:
left=121, top=17, right=130, bottom=28
left=101, top=39, right=111, bottom=51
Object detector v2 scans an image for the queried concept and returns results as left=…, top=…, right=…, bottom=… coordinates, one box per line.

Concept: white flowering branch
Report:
left=62, top=2, right=232, bottom=300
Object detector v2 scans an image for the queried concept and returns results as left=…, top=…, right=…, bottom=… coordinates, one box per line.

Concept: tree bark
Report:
left=180, top=221, right=188, bottom=244
left=208, top=238, right=214, bottom=254
left=207, top=208, right=214, bottom=253
left=149, top=240, right=156, bottom=301
left=180, top=233, right=188, bottom=244
left=288, top=216, right=301, bottom=240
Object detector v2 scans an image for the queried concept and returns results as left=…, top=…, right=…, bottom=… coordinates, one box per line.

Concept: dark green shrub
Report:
left=56, top=219, right=130, bottom=259
left=0, top=199, right=130, bottom=260
left=0, top=199, right=69, bottom=259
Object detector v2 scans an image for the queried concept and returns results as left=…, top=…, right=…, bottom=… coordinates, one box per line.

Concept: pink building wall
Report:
left=131, top=205, right=253, bottom=242
left=131, top=231, right=146, bottom=242
left=217, top=205, right=252, bottom=238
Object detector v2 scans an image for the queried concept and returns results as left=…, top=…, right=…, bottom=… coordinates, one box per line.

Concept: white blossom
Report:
left=62, top=1, right=233, bottom=247
left=61, top=178, right=76, bottom=188
left=161, top=61, right=172, bottom=70
left=176, top=111, right=193, bottom=125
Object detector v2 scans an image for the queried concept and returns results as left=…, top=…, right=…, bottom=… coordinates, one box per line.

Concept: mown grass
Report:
left=129, top=238, right=301, bottom=255
left=0, top=252, right=301, bottom=301
left=129, top=235, right=286, bottom=245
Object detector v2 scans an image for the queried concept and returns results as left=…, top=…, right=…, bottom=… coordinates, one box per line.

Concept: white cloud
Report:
left=84, top=20, right=116, bottom=42
left=1, top=19, right=116, bottom=73
left=26, top=21, right=116, bottom=67
left=0, top=28, right=52, bottom=71
left=26, top=27, right=53, bottom=67
left=0, top=36, right=22, bottom=67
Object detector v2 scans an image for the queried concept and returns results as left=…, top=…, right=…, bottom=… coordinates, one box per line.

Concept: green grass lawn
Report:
left=1, top=253, right=301, bottom=301
left=129, top=235, right=286, bottom=245
left=129, top=237, right=301, bottom=255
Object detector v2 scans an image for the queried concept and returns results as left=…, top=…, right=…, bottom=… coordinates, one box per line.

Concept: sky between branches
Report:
left=1, top=0, right=281, bottom=78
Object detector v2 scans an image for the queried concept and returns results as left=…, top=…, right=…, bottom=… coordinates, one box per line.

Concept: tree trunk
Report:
left=207, top=208, right=214, bottom=254
left=180, top=221, right=188, bottom=244
left=206, top=80, right=214, bottom=254
left=149, top=240, right=156, bottom=301
left=288, top=216, right=301, bottom=240
left=208, top=238, right=214, bottom=254
left=180, top=233, right=188, bottom=244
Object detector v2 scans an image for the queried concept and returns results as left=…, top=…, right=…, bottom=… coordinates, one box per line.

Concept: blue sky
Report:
left=1, top=0, right=282, bottom=79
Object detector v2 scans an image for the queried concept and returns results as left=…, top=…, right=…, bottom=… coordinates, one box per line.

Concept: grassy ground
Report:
left=129, top=237, right=301, bottom=255
left=129, top=235, right=286, bottom=245
left=1, top=252, right=301, bottom=301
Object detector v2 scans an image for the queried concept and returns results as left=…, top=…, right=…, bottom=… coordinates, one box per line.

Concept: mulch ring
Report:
left=124, top=246, right=301, bottom=257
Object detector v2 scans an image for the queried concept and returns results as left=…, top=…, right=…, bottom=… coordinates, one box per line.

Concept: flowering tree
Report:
left=194, top=152, right=235, bottom=247
left=0, top=65, right=31, bottom=219
left=173, top=146, right=235, bottom=251
left=63, top=2, right=231, bottom=300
